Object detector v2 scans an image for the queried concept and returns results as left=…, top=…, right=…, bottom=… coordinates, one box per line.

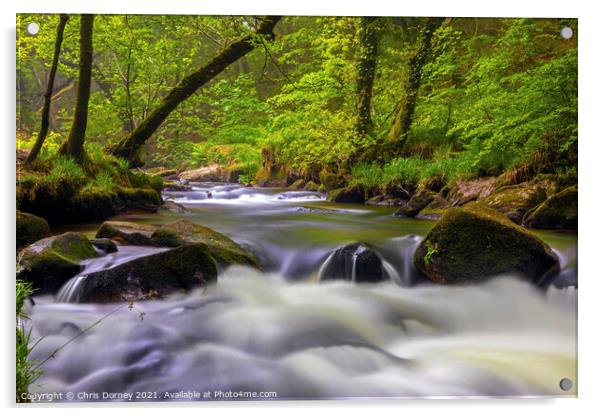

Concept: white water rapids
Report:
left=26, top=268, right=576, bottom=400
left=24, top=183, right=577, bottom=400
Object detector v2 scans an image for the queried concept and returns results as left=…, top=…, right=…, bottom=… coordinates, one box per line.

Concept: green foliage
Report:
left=423, top=241, right=439, bottom=266
left=16, top=280, right=41, bottom=402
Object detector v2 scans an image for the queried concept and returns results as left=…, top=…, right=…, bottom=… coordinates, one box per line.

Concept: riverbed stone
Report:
left=474, top=181, right=548, bottom=224
left=394, top=189, right=435, bottom=218
left=17, top=232, right=100, bottom=294
left=16, top=211, right=51, bottom=251
left=288, top=179, right=306, bottom=190
left=91, top=238, right=118, bottom=254
left=95, top=219, right=260, bottom=269
left=413, top=206, right=559, bottom=286
left=327, top=186, right=364, bottom=203
left=179, top=164, right=224, bottom=182
left=522, top=186, right=577, bottom=230
left=320, top=243, right=389, bottom=283
left=72, top=243, right=218, bottom=303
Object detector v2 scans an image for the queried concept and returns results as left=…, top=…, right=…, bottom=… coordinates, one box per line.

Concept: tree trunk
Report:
left=386, top=17, right=445, bottom=157
left=26, top=14, right=69, bottom=163
left=108, top=16, right=282, bottom=167
left=354, top=17, right=378, bottom=141
left=58, top=15, right=94, bottom=162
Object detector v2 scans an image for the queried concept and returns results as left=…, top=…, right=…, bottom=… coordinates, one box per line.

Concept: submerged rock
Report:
left=71, top=244, right=218, bottom=303
left=394, top=189, right=435, bottom=218
left=159, top=200, right=189, bottom=213
left=320, top=243, right=390, bottom=283
left=17, top=232, right=100, bottom=294
left=413, top=206, right=559, bottom=286
left=163, top=182, right=193, bottom=192
left=523, top=186, right=577, bottom=230
left=16, top=211, right=50, bottom=251
left=95, top=219, right=260, bottom=269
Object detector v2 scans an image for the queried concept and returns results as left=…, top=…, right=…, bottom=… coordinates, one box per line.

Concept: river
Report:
left=25, top=182, right=578, bottom=400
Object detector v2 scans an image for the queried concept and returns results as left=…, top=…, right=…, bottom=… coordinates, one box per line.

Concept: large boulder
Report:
left=95, top=220, right=260, bottom=269
left=69, top=244, right=218, bottom=303
left=16, top=211, right=51, bottom=251
left=413, top=206, right=559, bottom=286
left=320, top=243, right=390, bottom=283
left=304, top=181, right=320, bottom=192
left=523, top=186, right=577, bottom=230
left=327, top=186, right=365, bottom=203
left=446, top=177, right=496, bottom=206
left=394, top=189, right=435, bottom=218
left=17, top=232, right=100, bottom=294
left=475, top=181, right=548, bottom=224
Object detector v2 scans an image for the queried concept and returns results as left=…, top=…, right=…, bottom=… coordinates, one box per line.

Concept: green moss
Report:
left=289, top=179, right=306, bottom=189
left=523, top=186, right=577, bottom=229
left=474, top=181, right=548, bottom=223
left=414, top=205, right=559, bottom=285
left=304, top=181, right=320, bottom=191
left=16, top=211, right=50, bottom=251
left=151, top=228, right=187, bottom=247
left=319, top=170, right=341, bottom=190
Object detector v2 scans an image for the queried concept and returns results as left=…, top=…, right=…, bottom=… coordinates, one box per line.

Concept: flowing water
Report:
left=26, top=182, right=578, bottom=400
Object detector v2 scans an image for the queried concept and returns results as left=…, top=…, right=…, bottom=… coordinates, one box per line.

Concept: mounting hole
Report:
left=26, top=22, right=40, bottom=36
left=560, top=26, right=573, bottom=40
left=559, top=377, right=573, bottom=391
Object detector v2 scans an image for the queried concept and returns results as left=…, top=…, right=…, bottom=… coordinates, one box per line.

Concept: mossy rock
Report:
left=116, top=187, right=162, bottom=209
left=156, top=220, right=260, bottom=269
left=255, top=166, right=287, bottom=187
left=288, top=179, right=306, bottom=190
left=523, top=186, right=577, bottom=230
left=319, top=170, right=343, bottom=191
left=16, top=211, right=50, bottom=251
left=413, top=206, right=559, bottom=286
left=96, top=221, right=157, bottom=245
left=394, top=189, right=435, bottom=218
left=71, top=243, right=218, bottom=303
left=91, top=238, right=118, bottom=254
left=475, top=181, right=548, bottom=224
left=17, top=232, right=100, bottom=294
left=304, top=181, right=320, bottom=192
left=95, top=220, right=260, bottom=269
left=327, top=186, right=364, bottom=203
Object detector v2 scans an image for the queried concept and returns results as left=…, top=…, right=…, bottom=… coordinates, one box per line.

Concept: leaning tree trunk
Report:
left=108, top=16, right=282, bottom=167
left=58, top=14, right=94, bottom=162
left=387, top=17, right=445, bottom=157
left=26, top=14, right=69, bottom=163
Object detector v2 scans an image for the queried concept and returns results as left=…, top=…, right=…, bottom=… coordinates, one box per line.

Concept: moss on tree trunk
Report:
left=58, top=14, right=94, bottom=162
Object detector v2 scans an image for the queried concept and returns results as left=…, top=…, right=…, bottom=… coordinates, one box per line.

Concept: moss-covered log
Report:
left=108, top=16, right=282, bottom=166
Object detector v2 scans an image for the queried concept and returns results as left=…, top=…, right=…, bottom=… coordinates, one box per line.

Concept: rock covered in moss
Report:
left=96, top=221, right=157, bottom=245
left=255, top=165, right=287, bottom=187
left=95, top=219, right=260, bottom=269
left=17, top=232, right=100, bottom=294
left=319, top=170, right=343, bottom=190
left=476, top=181, right=548, bottom=224
left=16, top=211, right=51, bottom=251
left=159, top=200, right=189, bottom=213
left=71, top=244, right=218, bottom=303
left=523, top=186, right=577, bottom=230
left=90, top=238, right=118, bottom=254
left=327, top=186, right=365, bottom=203
left=413, top=206, right=559, bottom=286
left=394, top=189, right=435, bottom=218
left=304, top=181, right=320, bottom=192
left=320, top=243, right=390, bottom=283
left=288, top=179, right=306, bottom=190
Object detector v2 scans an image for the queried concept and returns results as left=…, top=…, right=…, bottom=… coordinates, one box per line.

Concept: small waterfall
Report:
left=351, top=253, right=358, bottom=283
left=55, top=246, right=169, bottom=303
